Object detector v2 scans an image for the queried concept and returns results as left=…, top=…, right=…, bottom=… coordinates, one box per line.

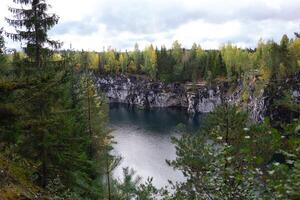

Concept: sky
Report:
left=0, top=0, right=300, bottom=51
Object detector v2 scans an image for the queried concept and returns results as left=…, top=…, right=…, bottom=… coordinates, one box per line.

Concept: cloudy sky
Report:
left=1, top=0, right=300, bottom=51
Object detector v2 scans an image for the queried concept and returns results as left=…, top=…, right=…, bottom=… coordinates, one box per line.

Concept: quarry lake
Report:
left=109, top=103, right=204, bottom=188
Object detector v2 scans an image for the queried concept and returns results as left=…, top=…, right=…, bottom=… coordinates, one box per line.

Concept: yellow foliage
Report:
left=260, top=66, right=271, bottom=81
left=104, top=64, right=111, bottom=73
left=128, top=60, right=137, bottom=73
left=88, top=52, right=100, bottom=70
left=278, top=63, right=287, bottom=78
left=51, top=53, right=62, bottom=61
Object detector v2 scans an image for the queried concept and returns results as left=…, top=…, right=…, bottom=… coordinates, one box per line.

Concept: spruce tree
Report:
left=6, top=0, right=61, bottom=67
left=5, top=0, right=64, bottom=188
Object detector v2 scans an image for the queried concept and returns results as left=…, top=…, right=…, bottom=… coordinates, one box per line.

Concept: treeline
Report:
left=7, top=34, right=300, bottom=85
left=74, top=35, right=300, bottom=84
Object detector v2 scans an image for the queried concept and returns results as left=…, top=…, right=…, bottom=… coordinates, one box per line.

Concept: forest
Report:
left=62, top=34, right=300, bottom=85
left=0, top=0, right=300, bottom=200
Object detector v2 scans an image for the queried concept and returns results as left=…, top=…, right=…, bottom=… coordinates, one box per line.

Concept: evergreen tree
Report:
left=4, top=0, right=64, bottom=188
left=0, top=29, right=19, bottom=146
left=198, top=50, right=209, bottom=80
left=265, top=120, right=300, bottom=200
left=171, top=40, right=184, bottom=81
left=133, top=43, right=142, bottom=73
left=166, top=105, right=282, bottom=199
left=6, top=0, right=61, bottom=67
left=279, top=34, right=292, bottom=76
left=157, top=45, right=175, bottom=82
left=75, top=68, right=115, bottom=198
left=4, top=2, right=112, bottom=197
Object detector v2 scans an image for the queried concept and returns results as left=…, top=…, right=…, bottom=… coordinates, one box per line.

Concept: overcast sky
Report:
left=1, top=0, right=300, bottom=51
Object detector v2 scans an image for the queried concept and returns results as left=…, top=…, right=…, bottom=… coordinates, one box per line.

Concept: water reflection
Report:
left=109, top=103, right=203, bottom=188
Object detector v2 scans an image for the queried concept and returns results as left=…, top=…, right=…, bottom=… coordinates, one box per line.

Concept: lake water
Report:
left=109, top=103, right=203, bottom=188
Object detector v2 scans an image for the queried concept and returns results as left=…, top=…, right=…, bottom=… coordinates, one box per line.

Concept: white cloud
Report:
left=0, top=0, right=300, bottom=51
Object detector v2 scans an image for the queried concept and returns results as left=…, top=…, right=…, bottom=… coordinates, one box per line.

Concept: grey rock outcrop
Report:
left=96, top=75, right=223, bottom=113
left=95, top=73, right=300, bottom=122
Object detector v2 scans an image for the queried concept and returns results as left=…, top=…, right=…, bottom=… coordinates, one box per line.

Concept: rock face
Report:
left=96, top=75, right=223, bottom=113
left=263, top=72, right=300, bottom=122
left=291, top=72, right=300, bottom=103
left=95, top=73, right=300, bottom=121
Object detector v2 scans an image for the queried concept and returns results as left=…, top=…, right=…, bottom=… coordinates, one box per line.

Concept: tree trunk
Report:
left=41, top=128, right=47, bottom=188
left=34, top=6, right=41, bottom=68
left=106, top=153, right=111, bottom=200
left=87, top=79, right=93, bottom=157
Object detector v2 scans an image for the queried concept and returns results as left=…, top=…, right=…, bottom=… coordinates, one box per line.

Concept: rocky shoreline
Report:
left=95, top=73, right=300, bottom=122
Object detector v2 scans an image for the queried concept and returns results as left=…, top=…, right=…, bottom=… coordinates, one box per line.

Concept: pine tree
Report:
left=167, top=105, right=273, bottom=199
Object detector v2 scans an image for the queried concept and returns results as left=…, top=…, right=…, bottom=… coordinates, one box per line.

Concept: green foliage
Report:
left=105, top=48, right=119, bottom=73
left=0, top=48, right=115, bottom=199
left=114, top=167, right=142, bottom=199
left=157, top=46, right=175, bottom=83
left=142, top=45, right=157, bottom=80
left=165, top=105, right=299, bottom=199
left=1, top=1, right=300, bottom=198
left=1, top=1, right=116, bottom=199
left=112, top=167, right=159, bottom=200
left=265, top=120, right=300, bottom=199
left=133, top=43, right=143, bottom=73
left=65, top=34, right=300, bottom=85
left=201, top=104, right=248, bottom=142
left=166, top=105, right=262, bottom=199
left=274, top=91, right=300, bottom=114
left=119, top=52, right=129, bottom=73
left=6, top=0, right=61, bottom=66
left=221, top=44, right=252, bottom=81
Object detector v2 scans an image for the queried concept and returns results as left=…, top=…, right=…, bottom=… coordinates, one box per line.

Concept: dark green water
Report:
left=109, top=103, right=204, bottom=188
